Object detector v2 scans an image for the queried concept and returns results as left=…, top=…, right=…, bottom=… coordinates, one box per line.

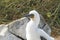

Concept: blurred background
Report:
left=0, top=0, right=60, bottom=38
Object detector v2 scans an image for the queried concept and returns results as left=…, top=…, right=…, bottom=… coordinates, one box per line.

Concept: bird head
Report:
left=25, top=10, right=40, bottom=21
left=24, top=10, right=40, bottom=25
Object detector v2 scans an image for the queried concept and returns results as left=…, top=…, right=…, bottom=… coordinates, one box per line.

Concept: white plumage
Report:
left=26, top=10, right=54, bottom=40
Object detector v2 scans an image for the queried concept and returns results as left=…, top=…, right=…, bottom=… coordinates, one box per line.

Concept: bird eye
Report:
left=30, top=14, right=34, bottom=18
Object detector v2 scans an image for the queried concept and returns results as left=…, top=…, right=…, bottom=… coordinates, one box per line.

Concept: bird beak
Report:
left=24, top=14, right=34, bottom=18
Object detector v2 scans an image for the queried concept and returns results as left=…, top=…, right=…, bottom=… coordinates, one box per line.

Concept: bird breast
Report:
left=26, top=21, right=40, bottom=40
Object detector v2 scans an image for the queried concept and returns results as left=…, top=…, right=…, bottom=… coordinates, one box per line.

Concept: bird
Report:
left=25, top=10, right=54, bottom=40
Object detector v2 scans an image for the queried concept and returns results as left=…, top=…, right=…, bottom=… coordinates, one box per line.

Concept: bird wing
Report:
left=38, top=14, right=51, bottom=35
left=8, top=17, right=29, bottom=39
left=38, top=29, right=54, bottom=40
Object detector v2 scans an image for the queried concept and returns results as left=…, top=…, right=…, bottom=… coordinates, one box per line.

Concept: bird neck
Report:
left=30, top=18, right=40, bottom=26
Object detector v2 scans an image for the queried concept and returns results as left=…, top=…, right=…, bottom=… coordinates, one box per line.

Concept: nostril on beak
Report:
left=24, top=14, right=32, bottom=17
left=24, top=14, right=29, bottom=17
left=24, top=14, right=30, bottom=20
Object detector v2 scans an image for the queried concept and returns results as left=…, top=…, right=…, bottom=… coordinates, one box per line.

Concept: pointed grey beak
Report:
left=24, top=14, right=31, bottom=17
left=24, top=14, right=34, bottom=18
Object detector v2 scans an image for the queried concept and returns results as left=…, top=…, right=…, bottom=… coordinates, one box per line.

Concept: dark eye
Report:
left=30, top=14, right=34, bottom=18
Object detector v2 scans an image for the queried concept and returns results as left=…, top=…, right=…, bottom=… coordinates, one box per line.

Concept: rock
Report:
left=0, top=24, right=21, bottom=40
left=0, top=24, right=8, bottom=32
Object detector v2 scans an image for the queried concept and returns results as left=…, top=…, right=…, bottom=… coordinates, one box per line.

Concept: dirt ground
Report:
left=54, top=36, right=60, bottom=40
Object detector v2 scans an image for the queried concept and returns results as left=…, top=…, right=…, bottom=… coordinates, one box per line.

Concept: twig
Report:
left=50, top=3, right=60, bottom=26
left=55, top=21, right=60, bottom=28
left=51, top=3, right=60, bottom=16
left=5, top=2, right=16, bottom=9
left=50, top=12, right=57, bottom=26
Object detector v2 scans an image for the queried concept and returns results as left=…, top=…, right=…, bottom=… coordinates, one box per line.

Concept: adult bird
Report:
left=25, top=10, right=54, bottom=40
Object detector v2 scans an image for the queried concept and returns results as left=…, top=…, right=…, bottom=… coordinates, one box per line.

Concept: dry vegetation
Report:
left=0, top=0, right=60, bottom=38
